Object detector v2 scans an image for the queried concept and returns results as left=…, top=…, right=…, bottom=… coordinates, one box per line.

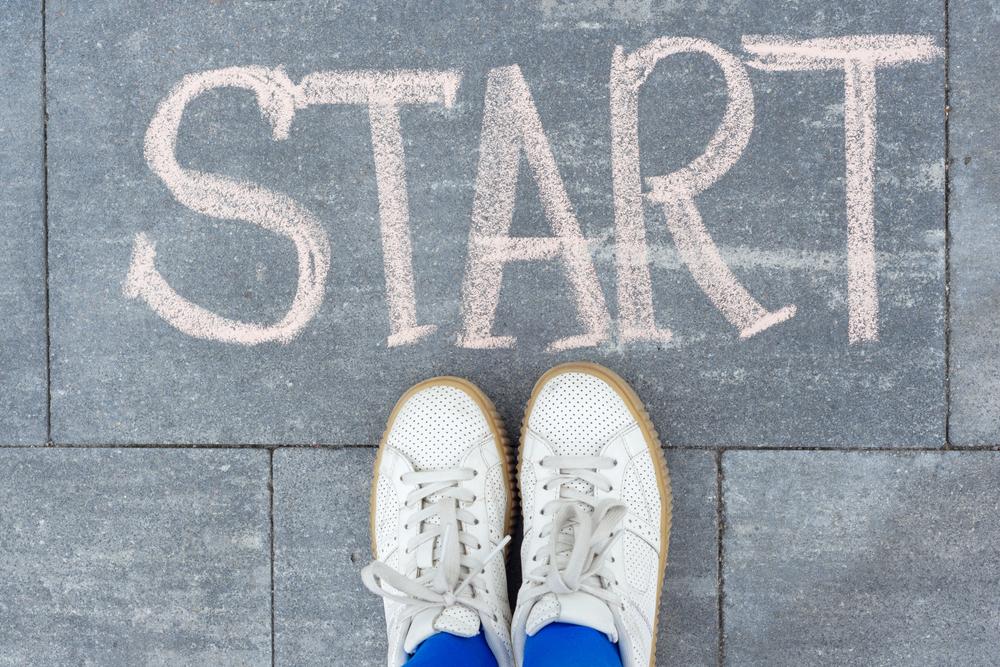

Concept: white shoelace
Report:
left=362, top=466, right=510, bottom=625
left=521, top=455, right=627, bottom=611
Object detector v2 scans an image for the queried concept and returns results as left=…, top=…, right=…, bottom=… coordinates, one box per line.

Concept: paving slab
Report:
left=0, top=1, right=46, bottom=445
left=47, top=1, right=944, bottom=446
left=721, top=451, right=1000, bottom=666
left=948, top=0, right=1000, bottom=445
left=272, top=447, right=719, bottom=665
left=0, top=448, right=271, bottom=666
left=658, top=450, right=720, bottom=666
left=272, top=447, right=381, bottom=666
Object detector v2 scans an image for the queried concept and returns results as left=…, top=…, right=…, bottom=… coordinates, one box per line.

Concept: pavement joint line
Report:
left=17, top=443, right=1000, bottom=451
left=715, top=450, right=726, bottom=667
left=41, top=0, right=52, bottom=447
left=943, top=0, right=953, bottom=452
left=268, top=448, right=276, bottom=667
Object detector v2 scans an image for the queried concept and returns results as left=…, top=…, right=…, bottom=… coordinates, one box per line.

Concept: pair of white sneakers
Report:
left=361, top=363, right=672, bottom=667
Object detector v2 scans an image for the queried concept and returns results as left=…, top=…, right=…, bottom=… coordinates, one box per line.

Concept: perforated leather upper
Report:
left=385, top=385, right=492, bottom=469
left=514, top=369, right=668, bottom=667
left=371, top=381, right=514, bottom=667
left=528, top=372, right=634, bottom=456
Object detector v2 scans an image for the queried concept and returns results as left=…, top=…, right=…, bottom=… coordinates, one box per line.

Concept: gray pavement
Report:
left=722, top=451, right=1000, bottom=666
left=0, top=2, right=45, bottom=444
left=950, top=0, right=1000, bottom=445
left=0, top=448, right=271, bottom=665
left=2, top=0, right=998, bottom=664
left=46, top=0, right=944, bottom=447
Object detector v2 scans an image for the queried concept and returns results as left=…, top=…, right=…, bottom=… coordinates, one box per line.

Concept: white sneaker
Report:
left=512, top=363, right=672, bottom=667
left=362, top=377, right=516, bottom=667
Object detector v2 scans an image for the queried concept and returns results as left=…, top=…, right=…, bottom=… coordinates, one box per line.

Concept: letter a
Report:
left=458, top=65, right=610, bottom=352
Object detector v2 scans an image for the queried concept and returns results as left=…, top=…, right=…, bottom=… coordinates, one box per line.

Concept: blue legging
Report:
left=406, top=623, right=623, bottom=667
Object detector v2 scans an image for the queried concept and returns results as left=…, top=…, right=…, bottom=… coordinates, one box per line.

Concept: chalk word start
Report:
left=124, top=35, right=941, bottom=351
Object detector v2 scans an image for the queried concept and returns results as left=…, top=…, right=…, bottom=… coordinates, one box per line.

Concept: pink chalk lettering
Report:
left=131, top=37, right=940, bottom=351
left=298, top=70, right=461, bottom=347
left=126, top=66, right=331, bottom=345
left=130, top=67, right=461, bottom=346
left=613, top=38, right=795, bottom=341
left=743, top=35, right=942, bottom=342
left=458, top=65, right=611, bottom=351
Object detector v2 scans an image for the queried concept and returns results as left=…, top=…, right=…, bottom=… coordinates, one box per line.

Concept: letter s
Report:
left=124, top=66, right=331, bottom=344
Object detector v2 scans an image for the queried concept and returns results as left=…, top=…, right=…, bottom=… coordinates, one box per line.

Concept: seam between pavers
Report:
left=41, top=0, right=52, bottom=447
left=211, top=444, right=1000, bottom=454
left=715, top=450, right=726, bottom=667
left=32, top=442, right=383, bottom=449
left=28, top=443, right=1000, bottom=451
left=943, top=0, right=953, bottom=451
left=269, top=448, right=276, bottom=667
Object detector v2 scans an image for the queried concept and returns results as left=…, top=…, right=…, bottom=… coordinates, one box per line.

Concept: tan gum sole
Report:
left=519, top=362, right=672, bottom=667
left=368, top=376, right=516, bottom=557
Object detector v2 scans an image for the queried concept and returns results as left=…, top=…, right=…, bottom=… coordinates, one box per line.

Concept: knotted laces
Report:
left=362, top=466, right=510, bottom=626
left=520, top=455, right=627, bottom=611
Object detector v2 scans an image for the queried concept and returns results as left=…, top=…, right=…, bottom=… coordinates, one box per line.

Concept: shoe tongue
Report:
left=404, top=605, right=482, bottom=653
left=525, top=592, right=617, bottom=641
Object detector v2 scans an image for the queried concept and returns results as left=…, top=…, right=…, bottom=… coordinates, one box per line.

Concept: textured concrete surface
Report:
left=272, top=448, right=381, bottom=666
left=0, top=1, right=46, bottom=444
left=949, top=0, right=1000, bottom=445
left=272, top=447, right=720, bottom=666
left=45, top=0, right=944, bottom=446
left=722, top=451, right=1000, bottom=666
left=657, top=450, right=720, bottom=666
left=0, top=448, right=271, bottom=666
left=4, top=0, right=998, bottom=665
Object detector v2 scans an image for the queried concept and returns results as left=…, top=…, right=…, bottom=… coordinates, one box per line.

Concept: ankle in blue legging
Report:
left=405, top=631, right=498, bottom=667
left=524, top=622, right=623, bottom=667
left=403, top=623, right=622, bottom=667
